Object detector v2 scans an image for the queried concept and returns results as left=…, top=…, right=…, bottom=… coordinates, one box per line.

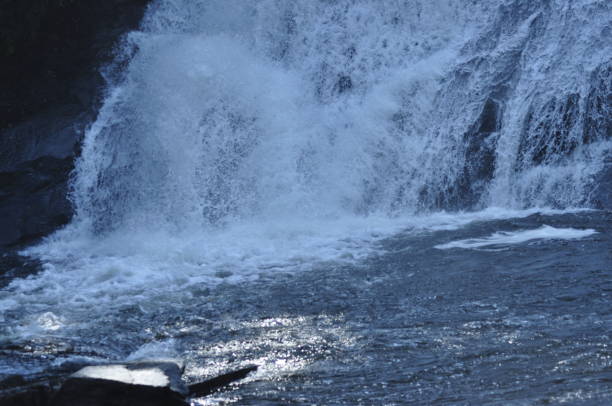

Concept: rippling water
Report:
left=2, top=210, right=610, bottom=404
left=1, top=0, right=610, bottom=403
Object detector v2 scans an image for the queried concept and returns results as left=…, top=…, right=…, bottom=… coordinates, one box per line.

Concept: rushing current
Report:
left=1, top=0, right=611, bottom=404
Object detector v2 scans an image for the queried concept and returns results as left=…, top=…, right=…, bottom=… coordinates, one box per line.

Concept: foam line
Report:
left=435, top=225, right=598, bottom=250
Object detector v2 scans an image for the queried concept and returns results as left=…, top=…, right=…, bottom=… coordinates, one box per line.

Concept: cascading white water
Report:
left=72, top=0, right=610, bottom=235
left=73, top=0, right=482, bottom=233
left=1, top=0, right=610, bottom=327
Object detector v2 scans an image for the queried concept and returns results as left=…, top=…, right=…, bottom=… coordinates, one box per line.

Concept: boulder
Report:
left=46, top=360, right=258, bottom=406
left=50, top=360, right=188, bottom=406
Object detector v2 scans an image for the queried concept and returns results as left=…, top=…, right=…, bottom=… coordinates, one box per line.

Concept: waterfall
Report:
left=2, top=0, right=609, bottom=318
left=70, top=0, right=610, bottom=238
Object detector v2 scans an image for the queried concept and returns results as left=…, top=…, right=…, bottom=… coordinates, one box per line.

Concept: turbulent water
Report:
left=1, top=0, right=611, bottom=404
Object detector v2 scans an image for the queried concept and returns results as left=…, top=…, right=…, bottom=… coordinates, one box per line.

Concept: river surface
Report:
left=1, top=0, right=611, bottom=404
left=1, top=209, right=610, bottom=405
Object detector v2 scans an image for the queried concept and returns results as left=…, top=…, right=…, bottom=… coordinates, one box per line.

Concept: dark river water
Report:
left=2, top=210, right=610, bottom=405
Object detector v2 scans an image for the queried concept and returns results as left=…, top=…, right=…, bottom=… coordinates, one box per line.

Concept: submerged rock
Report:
left=189, top=365, right=258, bottom=398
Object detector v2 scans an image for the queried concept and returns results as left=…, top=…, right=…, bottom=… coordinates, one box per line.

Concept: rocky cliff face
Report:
left=0, top=0, right=150, bottom=248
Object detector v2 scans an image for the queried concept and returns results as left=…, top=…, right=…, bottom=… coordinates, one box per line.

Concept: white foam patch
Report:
left=435, top=225, right=598, bottom=250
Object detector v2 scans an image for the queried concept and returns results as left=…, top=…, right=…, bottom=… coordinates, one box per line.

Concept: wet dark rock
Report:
left=51, top=379, right=187, bottom=406
left=454, top=97, right=502, bottom=209
left=584, top=64, right=612, bottom=209
left=0, top=0, right=151, bottom=249
left=50, top=360, right=188, bottom=406
left=514, top=60, right=611, bottom=209
left=517, top=62, right=610, bottom=169
left=591, top=159, right=612, bottom=210
left=188, top=365, right=258, bottom=398
left=0, top=375, right=28, bottom=390
left=0, top=384, right=54, bottom=406
left=40, top=360, right=257, bottom=406
left=0, top=374, right=63, bottom=406
left=0, top=156, right=73, bottom=248
left=584, top=62, right=612, bottom=144
left=518, top=93, right=582, bottom=166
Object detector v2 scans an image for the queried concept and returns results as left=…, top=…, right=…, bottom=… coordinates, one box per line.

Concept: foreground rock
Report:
left=0, top=375, right=58, bottom=406
left=0, top=359, right=258, bottom=405
left=50, top=360, right=188, bottom=406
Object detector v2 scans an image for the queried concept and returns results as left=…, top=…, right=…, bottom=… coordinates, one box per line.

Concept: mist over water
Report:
left=1, top=2, right=611, bottom=398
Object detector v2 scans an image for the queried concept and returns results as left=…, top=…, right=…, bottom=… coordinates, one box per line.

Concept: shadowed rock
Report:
left=41, top=360, right=258, bottom=406
left=50, top=360, right=188, bottom=406
left=0, top=381, right=54, bottom=406
left=0, top=373, right=63, bottom=406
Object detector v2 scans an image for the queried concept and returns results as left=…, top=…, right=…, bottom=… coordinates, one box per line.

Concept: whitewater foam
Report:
left=0, top=208, right=588, bottom=333
left=435, top=225, right=598, bottom=250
